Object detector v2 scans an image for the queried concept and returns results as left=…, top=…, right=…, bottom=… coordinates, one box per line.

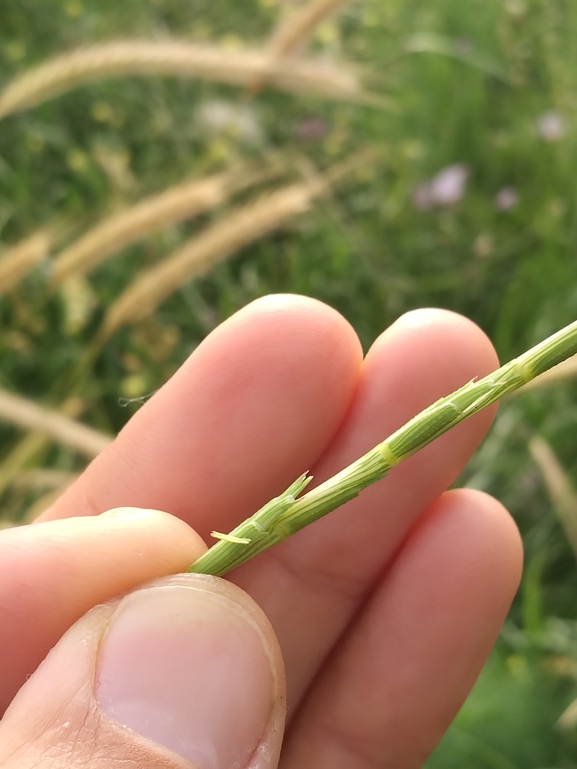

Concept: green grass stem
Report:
left=189, top=318, right=577, bottom=576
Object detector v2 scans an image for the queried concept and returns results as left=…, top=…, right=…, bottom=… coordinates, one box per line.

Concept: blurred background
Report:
left=1, top=0, right=576, bottom=764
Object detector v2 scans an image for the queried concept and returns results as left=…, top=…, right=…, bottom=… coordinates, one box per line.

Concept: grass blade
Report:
left=401, top=33, right=509, bottom=82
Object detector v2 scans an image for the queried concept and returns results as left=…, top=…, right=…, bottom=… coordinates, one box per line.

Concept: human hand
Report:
left=0, top=295, right=522, bottom=768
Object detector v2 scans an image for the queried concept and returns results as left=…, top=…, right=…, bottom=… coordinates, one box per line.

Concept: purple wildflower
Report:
left=537, top=112, right=566, bottom=142
left=495, top=186, right=518, bottom=211
left=412, top=163, right=469, bottom=209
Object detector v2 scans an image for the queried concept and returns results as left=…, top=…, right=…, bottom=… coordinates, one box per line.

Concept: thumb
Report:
left=0, top=574, right=286, bottom=769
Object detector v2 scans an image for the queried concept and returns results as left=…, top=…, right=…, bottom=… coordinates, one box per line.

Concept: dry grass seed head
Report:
left=0, top=230, right=51, bottom=295
left=12, top=468, right=79, bottom=492
left=0, top=388, right=111, bottom=459
left=99, top=151, right=372, bottom=338
left=50, top=163, right=279, bottom=287
left=0, top=40, right=366, bottom=119
left=530, top=435, right=577, bottom=562
left=267, top=0, right=352, bottom=57
left=0, top=397, right=86, bottom=498
left=3, top=470, right=80, bottom=525
left=557, top=698, right=577, bottom=731
left=100, top=181, right=317, bottom=337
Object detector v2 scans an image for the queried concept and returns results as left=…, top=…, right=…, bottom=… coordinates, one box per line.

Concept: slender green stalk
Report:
left=188, top=318, right=577, bottom=576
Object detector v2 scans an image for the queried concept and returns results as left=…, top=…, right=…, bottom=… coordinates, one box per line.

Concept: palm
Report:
left=0, top=295, right=521, bottom=768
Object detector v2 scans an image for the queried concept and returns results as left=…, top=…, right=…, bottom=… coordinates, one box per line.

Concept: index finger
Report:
left=38, top=294, right=363, bottom=542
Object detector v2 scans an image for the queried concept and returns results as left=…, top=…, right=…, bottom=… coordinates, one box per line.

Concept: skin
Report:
left=0, top=295, right=523, bottom=767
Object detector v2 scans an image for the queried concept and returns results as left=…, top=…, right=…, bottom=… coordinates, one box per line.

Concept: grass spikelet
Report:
left=0, top=388, right=111, bottom=459
left=267, top=0, right=352, bottom=58
left=0, top=230, right=51, bottom=295
left=530, top=436, right=577, bottom=561
left=50, top=164, right=278, bottom=287
left=0, top=40, right=367, bottom=119
left=99, top=150, right=374, bottom=338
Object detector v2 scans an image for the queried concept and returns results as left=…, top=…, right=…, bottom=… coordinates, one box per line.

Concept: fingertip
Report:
left=205, top=292, right=364, bottom=382
left=98, top=507, right=209, bottom=569
left=416, top=487, right=524, bottom=611
left=387, top=307, right=500, bottom=375
left=445, top=487, right=524, bottom=596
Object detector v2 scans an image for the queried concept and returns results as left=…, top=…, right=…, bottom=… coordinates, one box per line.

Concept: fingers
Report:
left=0, top=509, right=206, bottom=715
left=29, top=298, right=506, bottom=734
left=232, top=309, right=500, bottom=709
left=38, top=294, right=363, bottom=543
left=278, top=489, right=523, bottom=769
left=0, top=574, right=285, bottom=769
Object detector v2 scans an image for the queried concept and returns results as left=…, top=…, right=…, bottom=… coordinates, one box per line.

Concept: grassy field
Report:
left=1, top=0, right=577, bottom=764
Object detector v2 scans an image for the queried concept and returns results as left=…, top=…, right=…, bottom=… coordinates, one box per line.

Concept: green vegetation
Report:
left=1, top=0, right=576, bottom=763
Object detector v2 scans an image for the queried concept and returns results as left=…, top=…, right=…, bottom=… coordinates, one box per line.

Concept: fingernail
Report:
left=95, top=575, right=277, bottom=769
